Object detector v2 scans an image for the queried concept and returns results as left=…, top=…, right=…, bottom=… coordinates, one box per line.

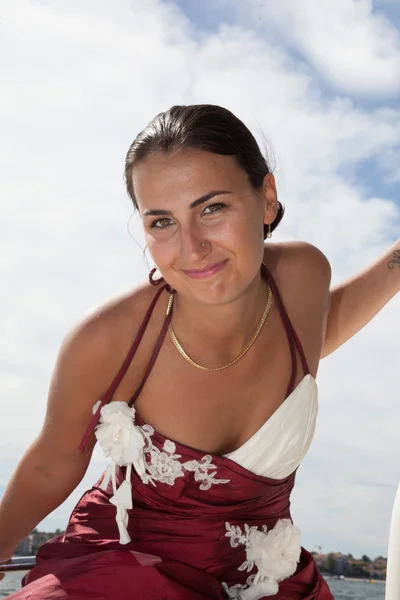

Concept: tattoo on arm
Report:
left=388, top=249, right=400, bottom=270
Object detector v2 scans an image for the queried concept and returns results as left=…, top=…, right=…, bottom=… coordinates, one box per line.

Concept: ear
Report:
left=261, top=173, right=278, bottom=226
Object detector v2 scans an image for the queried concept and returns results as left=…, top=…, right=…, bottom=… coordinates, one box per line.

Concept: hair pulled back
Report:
left=124, top=104, right=284, bottom=238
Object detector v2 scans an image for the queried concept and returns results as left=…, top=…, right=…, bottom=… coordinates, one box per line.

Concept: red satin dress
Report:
left=9, top=266, right=333, bottom=599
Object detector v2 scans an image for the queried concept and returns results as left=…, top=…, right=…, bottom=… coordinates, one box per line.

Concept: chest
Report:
left=114, top=299, right=323, bottom=455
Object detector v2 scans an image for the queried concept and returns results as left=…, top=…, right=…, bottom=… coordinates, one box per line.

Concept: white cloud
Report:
left=221, top=0, right=400, bottom=98
left=0, top=0, right=399, bottom=559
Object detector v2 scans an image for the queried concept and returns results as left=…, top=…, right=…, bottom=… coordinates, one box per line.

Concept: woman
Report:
left=0, top=104, right=399, bottom=599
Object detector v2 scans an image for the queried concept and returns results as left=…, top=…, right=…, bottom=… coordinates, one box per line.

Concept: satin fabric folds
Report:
left=9, top=430, right=333, bottom=600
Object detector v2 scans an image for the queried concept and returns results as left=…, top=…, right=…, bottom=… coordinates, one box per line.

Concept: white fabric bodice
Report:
left=224, top=374, right=318, bottom=479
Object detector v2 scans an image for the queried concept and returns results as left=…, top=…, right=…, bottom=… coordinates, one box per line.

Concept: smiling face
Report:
left=133, top=149, right=277, bottom=304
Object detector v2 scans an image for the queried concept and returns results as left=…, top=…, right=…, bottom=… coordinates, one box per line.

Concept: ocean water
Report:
left=0, top=572, right=386, bottom=599
left=327, top=577, right=385, bottom=599
left=0, top=572, right=28, bottom=599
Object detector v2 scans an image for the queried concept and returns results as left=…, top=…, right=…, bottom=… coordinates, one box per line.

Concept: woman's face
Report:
left=133, top=149, right=277, bottom=305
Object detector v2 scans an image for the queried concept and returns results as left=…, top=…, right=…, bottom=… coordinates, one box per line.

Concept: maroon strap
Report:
left=78, top=284, right=169, bottom=453
left=129, top=310, right=171, bottom=407
left=289, top=325, right=310, bottom=375
left=262, top=264, right=310, bottom=394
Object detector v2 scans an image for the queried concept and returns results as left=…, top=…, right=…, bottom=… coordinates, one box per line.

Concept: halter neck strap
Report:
left=78, top=284, right=169, bottom=453
left=262, top=263, right=310, bottom=396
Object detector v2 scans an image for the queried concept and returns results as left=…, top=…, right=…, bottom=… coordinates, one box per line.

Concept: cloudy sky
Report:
left=1, top=0, right=399, bottom=559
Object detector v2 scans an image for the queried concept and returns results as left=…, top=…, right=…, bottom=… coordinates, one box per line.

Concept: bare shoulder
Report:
left=63, top=279, right=158, bottom=362
left=263, top=241, right=331, bottom=370
left=264, top=240, right=331, bottom=297
left=40, top=279, right=158, bottom=454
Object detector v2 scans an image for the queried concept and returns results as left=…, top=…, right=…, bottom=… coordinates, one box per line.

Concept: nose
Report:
left=179, top=225, right=210, bottom=263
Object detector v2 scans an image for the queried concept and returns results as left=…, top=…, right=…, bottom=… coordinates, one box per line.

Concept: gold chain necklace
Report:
left=166, top=285, right=273, bottom=371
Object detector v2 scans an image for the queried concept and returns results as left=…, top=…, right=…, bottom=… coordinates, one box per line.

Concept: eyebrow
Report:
left=141, top=190, right=233, bottom=217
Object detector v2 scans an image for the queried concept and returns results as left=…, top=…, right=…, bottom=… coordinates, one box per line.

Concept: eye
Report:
left=150, top=217, right=174, bottom=229
left=202, top=202, right=225, bottom=215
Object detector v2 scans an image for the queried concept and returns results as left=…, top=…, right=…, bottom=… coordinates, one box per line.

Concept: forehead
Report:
left=132, top=150, right=249, bottom=210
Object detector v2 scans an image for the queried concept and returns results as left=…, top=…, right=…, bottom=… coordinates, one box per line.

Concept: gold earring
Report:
left=266, top=223, right=272, bottom=239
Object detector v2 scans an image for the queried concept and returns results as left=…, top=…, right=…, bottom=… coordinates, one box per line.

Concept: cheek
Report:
left=207, top=209, right=249, bottom=242
left=226, top=209, right=265, bottom=265
left=213, top=211, right=262, bottom=247
left=145, top=234, right=177, bottom=268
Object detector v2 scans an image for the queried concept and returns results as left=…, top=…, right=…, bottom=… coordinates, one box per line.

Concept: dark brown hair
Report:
left=124, top=104, right=284, bottom=238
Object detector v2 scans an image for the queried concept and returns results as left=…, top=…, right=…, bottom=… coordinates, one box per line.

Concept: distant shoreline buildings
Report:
left=14, top=529, right=64, bottom=557
left=15, top=530, right=387, bottom=581
left=313, top=551, right=387, bottom=580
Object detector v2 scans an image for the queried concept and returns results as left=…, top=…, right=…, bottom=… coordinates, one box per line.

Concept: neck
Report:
left=170, top=271, right=269, bottom=366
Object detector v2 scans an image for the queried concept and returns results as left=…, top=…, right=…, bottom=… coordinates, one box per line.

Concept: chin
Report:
left=188, top=280, right=243, bottom=307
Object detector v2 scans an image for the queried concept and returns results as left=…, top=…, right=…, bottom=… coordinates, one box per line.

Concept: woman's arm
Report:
left=321, top=239, right=400, bottom=358
left=0, top=314, right=112, bottom=561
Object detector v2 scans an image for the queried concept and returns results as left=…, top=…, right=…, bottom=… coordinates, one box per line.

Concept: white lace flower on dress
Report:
left=93, top=400, right=146, bottom=473
left=224, top=519, right=301, bottom=599
left=184, top=455, right=230, bottom=490
left=139, top=425, right=230, bottom=489
left=246, top=519, right=301, bottom=584
left=146, top=440, right=184, bottom=486
left=93, top=400, right=148, bottom=545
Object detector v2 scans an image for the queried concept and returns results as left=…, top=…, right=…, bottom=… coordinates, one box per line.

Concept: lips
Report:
left=183, top=259, right=228, bottom=279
